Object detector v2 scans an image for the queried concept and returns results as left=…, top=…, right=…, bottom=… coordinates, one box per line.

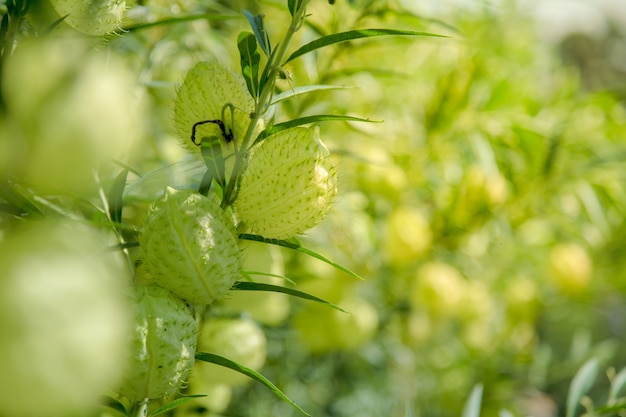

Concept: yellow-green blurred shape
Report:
left=383, top=207, right=432, bottom=265
left=195, top=317, right=267, bottom=387
left=1, top=38, right=146, bottom=194
left=293, top=294, right=378, bottom=353
left=409, top=262, right=467, bottom=318
left=0, top=220, right=131, bottom=417
left=174, top=380, right=232, bottom=417
left=218, top=240, right=290, bottom=326
left=548, top=243, right=593, bottom=295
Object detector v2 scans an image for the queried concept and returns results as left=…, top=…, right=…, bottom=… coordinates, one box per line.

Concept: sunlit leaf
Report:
left=271, top=84, right=352, bottom=105
left=284, top=28, right=447, bottom=63
left=253, top=114, right=382, bottom=145
left=231, top=281, right=346, bottom=312
left=238, top=234, right=363, bottom=280
left=238, top=31, right=261, bottom=98
left=462, top=384, right=483, bottom=417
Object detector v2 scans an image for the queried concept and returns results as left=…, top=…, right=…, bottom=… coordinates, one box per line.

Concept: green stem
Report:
left=221, top=0, right=311, bottom=208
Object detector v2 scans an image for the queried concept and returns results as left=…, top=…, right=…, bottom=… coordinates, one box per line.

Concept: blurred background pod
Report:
left=0, top=37, right=148, bottom=195
left=0, top=220, right=132, bottom=417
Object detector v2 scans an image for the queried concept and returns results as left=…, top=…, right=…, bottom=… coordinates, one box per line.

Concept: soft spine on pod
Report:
left=116, top=285, right=197, bottom=403
left=140, top=187, right=242, bottom=305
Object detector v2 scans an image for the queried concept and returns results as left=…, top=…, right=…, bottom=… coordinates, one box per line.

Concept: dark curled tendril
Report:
left=191, top=119, right=234, bottom=146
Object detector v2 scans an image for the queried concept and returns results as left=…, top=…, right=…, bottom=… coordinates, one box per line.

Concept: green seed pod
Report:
left=116, top=285, right=196, bottom=402
left=140, top=187, right=241, bottom=305
left=234, top=127, right=337, bottom=239
left=174, top=61, right=254, bottom=152
left=48, top=0, right=126, bottom=35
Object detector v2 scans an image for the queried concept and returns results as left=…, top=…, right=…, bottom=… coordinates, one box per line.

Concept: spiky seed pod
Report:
left=48, top=0, right=126, bottom=35
left=234, top=127, right=337, bottom=239
left=116, top=285, right=196, bottom=403
left=140, top=187, right=241, bottom=305
left=174, top=61, right=255, bottom=152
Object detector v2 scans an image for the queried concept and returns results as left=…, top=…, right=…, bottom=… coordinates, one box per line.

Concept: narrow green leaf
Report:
left=200, top=135, right=226, bottom=189
left=243, top=10, right=271, bottom=56
left=195, top=352, right=310, bottom=416
left=232, top=281, right=346, bottom=312
left=242, top=270, right=296, bottom=286
left=284, top=28, right=448, bottom=63
left=609, top=367, right=626, bottom=404
left=287, top=0, right=296, bottom=16
left=462, top=384, right=484, bottom=417
left=148, top=395, right=207, bottom=417
left=238, top=31, right=261, bottom=98
left=253, top=114, right=382, bottom=146
left=271, top=84, right=352, bottom=105
left=108, top=169, right=128, bottom=225
left=595, top=402, right=626, bottom=415
left=238, top=234, right=363, bottom=280
left=566, top=358, right=599, bottom=417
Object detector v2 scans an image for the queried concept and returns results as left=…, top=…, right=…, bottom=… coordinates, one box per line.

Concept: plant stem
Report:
left=221, top=0, right=311, bottom=208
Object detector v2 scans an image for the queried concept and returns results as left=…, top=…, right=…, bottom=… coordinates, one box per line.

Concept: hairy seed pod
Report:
left=234, top=127, right=337, bottom=239
left=140, top=187, right=241, bottom=305
left=116, top=285, right=196, bottom=402
left=48, top=0, right=126, bottom=35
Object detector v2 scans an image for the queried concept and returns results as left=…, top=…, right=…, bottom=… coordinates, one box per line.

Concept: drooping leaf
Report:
left=253, top=114, right=382, bottom=145
left=566, top=358, right=599, bottom=417
left=271, top=84, right=352, bottom=105
left=148, top=395, right=207, bottom=417
left=284, top=28, right=448, bottom=63
left=238, top=31, right=261, bottom=98
left=243, top=10, right=271, bottom=56
left=238, top=234, right=363, bottom=280
left=462, top=384, right=484, bottom=417
left=107, top=169, right=128, bottom=225
left=231, top=281, right=346, bottom=312
left=195, top=352, right=310, bottom=416
left=241, top=270, right=297, bottom=286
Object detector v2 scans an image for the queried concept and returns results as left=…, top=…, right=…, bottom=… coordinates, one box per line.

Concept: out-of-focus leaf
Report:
left=107, top=169, right=128, bottom=225
left=123, top=14, right=239, bottom=32
left=608, top=367, right=626, bottom=404
left=271, top=84, right=352, bottom=105
left=566, top=358, right=599, bottom=417
left=462, top=384, right=483, bottom=417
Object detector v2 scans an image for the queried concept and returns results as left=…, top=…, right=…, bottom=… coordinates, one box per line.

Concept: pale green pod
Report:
left=234, top=127, right=337, bottom=239
left=116, top=285, right=196, bottom=402
left=140, top=187, right=242, bottom=305
left=48, top=0, right=126, bottom=35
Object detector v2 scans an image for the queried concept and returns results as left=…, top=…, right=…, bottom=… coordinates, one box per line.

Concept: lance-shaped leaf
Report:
left=271, top=84, right=352, bottom=105
left=238, top=32, right=261, bottom=98
left=231, top=281, right=346, bottom=312
left=244, top=10, right=271, bottom=56
left=239, top=234, right=363, bottom=280
left=284, top=28, right=447, bottom=63
left=195, top=352, right=310, bottom=416
left=253, top=114, right=382, bottom=146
